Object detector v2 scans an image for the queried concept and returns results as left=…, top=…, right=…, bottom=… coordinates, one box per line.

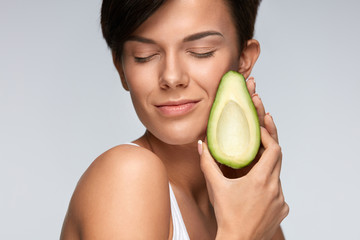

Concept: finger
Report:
left=272, top=150, right=282, bottom=178
left=198, top=140, right=224, bottom=185
left=204, top=137, right=223, bottom=169
left=264, top=115, right=282, bottom=178
left=251, top=127, right=281, bottom=175
left=246, top=76, right=256, bottom=96
left=264, top=113, right=279, bottom=143
left=252, top=93, right=266, bottom=127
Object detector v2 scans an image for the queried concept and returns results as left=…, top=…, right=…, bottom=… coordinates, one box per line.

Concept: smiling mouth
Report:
left=155, top=100, right=200, bottom=117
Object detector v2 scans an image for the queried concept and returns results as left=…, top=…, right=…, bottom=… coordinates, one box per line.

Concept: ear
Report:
left=238, top=39, right=260, bottom=79
left=112, top=51, right=129, bottom=91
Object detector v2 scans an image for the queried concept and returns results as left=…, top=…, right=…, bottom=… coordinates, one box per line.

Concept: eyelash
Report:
left=190, top=51, right=215, bottom=59
left=134, top=50, right=216, bottom=63
left=134, top=55, right=156, bottom=63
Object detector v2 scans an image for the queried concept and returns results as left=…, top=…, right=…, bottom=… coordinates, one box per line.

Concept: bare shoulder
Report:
left=61, top=144, right=171, bottom=240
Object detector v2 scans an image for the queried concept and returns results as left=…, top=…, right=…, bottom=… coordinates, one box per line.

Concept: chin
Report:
left=165, top=134, right=199, bottom=146
left=152, top=122, right=207, bottom=146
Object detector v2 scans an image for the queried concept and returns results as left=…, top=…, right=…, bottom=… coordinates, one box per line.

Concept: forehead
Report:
left=131, top=0, right=236, bottom=43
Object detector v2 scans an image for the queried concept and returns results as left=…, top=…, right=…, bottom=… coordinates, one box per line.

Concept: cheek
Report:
left=188, top=54, right=239, bottom=100
left=122, top=67, right=154, bottom=123
left=123, top=62, right=157, bottom=92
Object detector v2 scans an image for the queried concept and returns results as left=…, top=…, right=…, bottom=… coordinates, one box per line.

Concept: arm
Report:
left=60, top=145, right=171, bottom=239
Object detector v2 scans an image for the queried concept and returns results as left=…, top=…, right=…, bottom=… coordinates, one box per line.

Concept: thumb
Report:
left=198, top=140, right=223, bottom=186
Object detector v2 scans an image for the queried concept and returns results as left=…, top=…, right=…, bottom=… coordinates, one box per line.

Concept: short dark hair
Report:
left=101, top=0, right=261, bottom=60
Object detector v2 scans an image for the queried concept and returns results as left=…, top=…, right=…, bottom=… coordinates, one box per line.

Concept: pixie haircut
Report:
left=101, top=0, right=262, bottom=61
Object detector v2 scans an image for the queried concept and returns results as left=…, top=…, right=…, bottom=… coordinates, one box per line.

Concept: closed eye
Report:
left=134, top=54, right=157, bottom=63
left=189, top=50, right=216, bottom=59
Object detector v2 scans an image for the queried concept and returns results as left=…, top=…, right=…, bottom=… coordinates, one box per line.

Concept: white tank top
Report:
left=169, top=183, right=191, bottom=240
left=125, top=143, right=190, bottom=239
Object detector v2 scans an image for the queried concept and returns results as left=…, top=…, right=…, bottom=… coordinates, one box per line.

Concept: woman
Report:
left=61, top=0, right=289, bottom=239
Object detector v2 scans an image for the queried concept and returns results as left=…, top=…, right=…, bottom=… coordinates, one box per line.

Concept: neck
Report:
left=139, top=131, right=207, bottom=201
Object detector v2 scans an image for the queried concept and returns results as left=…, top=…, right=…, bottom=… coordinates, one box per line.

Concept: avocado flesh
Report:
left=207, top=71, right=260, bottom=169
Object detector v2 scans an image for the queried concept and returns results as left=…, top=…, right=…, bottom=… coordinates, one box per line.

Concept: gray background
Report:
left=1, top=0, right=359, bottom=239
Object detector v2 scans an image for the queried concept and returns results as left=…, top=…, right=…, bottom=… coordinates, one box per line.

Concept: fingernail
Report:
left=248, top=77, right=256, bottom=88
left=266, top=112, right=273, bottom=119
left=252, top=93, right=260, bottom=100
left=197, top=140, right=203, bottom=155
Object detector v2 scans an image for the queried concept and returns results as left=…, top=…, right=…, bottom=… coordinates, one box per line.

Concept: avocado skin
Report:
left=207, top=71, right=260, bottom=169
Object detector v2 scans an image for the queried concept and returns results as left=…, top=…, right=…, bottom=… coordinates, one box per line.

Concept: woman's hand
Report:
left=199, top=77, right=289, bottom=239
left=199, top=126, right=288, bottom=239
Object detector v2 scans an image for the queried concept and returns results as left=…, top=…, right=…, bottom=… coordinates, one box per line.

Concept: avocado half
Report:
left=207, top=71, right=260, bottom=169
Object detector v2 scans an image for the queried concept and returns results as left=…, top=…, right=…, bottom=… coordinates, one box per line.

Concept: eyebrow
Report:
left=127, top=31, right=224, bottom=44
left=183, top=31, right=224, bottom=42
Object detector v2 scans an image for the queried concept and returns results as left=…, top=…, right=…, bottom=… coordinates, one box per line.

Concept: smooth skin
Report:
left=60, top=0, right=289, bottom=239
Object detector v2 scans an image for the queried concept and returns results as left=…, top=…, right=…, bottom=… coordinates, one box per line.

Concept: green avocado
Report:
left=207, top=71, right=260, bottom=169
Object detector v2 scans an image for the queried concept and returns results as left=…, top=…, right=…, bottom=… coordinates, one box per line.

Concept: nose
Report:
left=159, top=52, right=189, bottom=89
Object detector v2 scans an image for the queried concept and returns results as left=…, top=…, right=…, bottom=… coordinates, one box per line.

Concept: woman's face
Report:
left=120, top=0, right=243, bottom=145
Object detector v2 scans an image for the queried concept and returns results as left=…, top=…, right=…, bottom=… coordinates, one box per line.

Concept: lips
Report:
left=155, top=99, right=200, bottom=117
